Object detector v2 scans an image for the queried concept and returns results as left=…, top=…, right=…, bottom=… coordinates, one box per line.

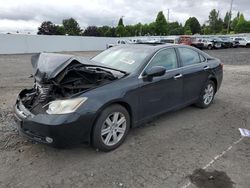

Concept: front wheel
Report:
left=92, top=104, right=130, bottom=152
left=196, top=81, right=215, bottom=108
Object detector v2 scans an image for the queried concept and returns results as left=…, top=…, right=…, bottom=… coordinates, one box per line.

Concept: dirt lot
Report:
left=0, top=48, right=250, bottom=188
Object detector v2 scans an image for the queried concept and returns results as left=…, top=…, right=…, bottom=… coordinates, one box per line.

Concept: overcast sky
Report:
left=0, top=0, right=249, bottom=34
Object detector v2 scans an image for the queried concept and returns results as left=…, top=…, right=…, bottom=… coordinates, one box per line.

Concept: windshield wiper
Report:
left=68, top=61, right=128, bottom=75
left=86, top=64, right=127, bottom=75
left=88, top=67, right=114, bottom=76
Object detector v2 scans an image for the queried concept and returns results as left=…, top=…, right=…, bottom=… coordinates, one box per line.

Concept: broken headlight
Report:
left=46, top=97, right=88, bottom=114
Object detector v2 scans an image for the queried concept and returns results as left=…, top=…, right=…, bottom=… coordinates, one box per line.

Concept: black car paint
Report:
left=14, top=44, right=223, bottom=146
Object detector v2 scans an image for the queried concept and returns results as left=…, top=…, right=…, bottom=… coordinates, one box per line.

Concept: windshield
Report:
left=92, top=47, right=151, bottom=73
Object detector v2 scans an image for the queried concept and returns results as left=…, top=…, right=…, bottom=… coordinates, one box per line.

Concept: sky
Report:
left=0, top=0, right=249, bottom=34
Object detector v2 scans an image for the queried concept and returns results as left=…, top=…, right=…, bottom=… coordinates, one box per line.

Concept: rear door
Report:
left=177, top=47, right=210, bottom=103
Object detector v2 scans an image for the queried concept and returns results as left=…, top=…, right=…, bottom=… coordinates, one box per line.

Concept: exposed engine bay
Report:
left=19, top=53, right=125, bottom=114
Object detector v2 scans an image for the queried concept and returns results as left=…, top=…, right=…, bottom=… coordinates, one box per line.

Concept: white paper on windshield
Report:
left=239, top=128, right=250, bottom=137
left=120, top=58, right=135, bottom=65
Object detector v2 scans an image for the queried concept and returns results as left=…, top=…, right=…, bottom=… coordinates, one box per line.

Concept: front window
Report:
left=146, top=48, right=178, bottom=71
left=92, top=47, right=150, bottom=73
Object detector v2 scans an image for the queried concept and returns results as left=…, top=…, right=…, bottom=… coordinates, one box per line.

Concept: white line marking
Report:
left=181, top=137, right=244, bottom=188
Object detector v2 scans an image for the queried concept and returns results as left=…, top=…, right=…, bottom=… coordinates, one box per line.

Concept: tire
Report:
left=246, top=44, right=250, bottom=48
left=196, top=80, right=215, bottom=108
left=92, top=104, right=130, bottom=152
left=208, top=45, right=212, bottom=50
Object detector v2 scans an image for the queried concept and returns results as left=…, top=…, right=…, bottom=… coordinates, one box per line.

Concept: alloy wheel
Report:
left=203, top=83, right=214, bottom=105
left=101, top=112, right=127, bottom=146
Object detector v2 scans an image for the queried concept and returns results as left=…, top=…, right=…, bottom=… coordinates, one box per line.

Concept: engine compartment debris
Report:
left=19, top=53, right=126, bottom=114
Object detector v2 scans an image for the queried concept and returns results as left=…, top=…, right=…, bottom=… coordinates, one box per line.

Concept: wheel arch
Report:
left=208, top=76, right=218, bottom=93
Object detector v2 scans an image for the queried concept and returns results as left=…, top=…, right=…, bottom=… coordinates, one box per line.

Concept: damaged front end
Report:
left=14, top=53, right=127, bottom=145
left=19, top=53, right=124, bottom=115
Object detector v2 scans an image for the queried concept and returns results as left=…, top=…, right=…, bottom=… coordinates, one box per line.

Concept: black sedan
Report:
left=14, top=44, right=223, bottom=151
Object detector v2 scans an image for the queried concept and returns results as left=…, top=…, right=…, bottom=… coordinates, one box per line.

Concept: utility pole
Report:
left=167, top=9, right=170, bottom=22
left=227, top=0, right=233, bottom=34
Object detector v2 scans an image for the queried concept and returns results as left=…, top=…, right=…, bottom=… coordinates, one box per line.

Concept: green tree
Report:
left=184, top=26, right=192, bottom=35
left=37, top=21, right=57, bottom=35
left=184, top=17, right=201, bottom=34
left=169, top=22, right=184, bottom=35
left=55, top=25, right=65, bottom=35
left=208, top=9, right=223, bottom=33
left=116, top=17, right=127, bottom=37
left=62, top=18, right=82, bottom=36
left=235, top=14, right=250, bottom=33
left=97, top=26, right=111, bottom=36
left=84, top=26, right=100, bottom=36
left=231, top=12, right=240, bottom=31
left=116, top=26, right=127, bottom=37
left=201, top=24, right=212, bottom=34
left=141, top=24, right=150, bottom=36
left=223, top=11, right=231, bottom=30
left=148, top=22, right=156, bottom=35
left=105, top=27, right=116, bottom=37
left=118, top=17, right=124, bottom=27
left=155, top=11, right=168, bottom=35
left=133, top=23, right=143, bottom=36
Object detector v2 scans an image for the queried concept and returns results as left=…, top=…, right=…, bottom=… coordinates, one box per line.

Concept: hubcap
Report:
left=203, top=83, right=214, bottom=105
left=101, top=112, right=126, bottom=146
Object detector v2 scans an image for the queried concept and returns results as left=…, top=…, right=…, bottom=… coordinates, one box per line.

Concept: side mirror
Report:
left=143, top=66, right=166, bottom=79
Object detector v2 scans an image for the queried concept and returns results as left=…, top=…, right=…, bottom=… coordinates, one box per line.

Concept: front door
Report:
left=137, top=48, right=183, bottom=121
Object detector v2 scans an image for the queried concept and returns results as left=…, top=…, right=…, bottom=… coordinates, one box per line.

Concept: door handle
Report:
left=204, top=66, right=210, bottom=70
left=173, top=74, right=183, bottom=79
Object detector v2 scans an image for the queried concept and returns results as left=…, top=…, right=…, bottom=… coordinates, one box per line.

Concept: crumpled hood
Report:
left=31, top=53, right=95, bottom=83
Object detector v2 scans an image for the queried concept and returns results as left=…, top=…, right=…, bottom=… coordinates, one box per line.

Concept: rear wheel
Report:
left=92, top=104, right=130, bottom=152
left=246, top=43, right=250, bottom=48
left=196, top=80, right=215, bottom=108
left=208, top=45, right=212, bottom=50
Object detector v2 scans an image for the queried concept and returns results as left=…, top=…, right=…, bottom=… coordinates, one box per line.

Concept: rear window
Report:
left=178, top=47, right=201, bottom=66
left=199, top=54, right=206, bottom=62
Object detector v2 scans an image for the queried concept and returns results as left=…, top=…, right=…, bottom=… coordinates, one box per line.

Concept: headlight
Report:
left=46, top=97, right=88, bottom=114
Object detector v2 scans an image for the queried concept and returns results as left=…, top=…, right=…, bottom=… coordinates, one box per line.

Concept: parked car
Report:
left=229, top=38, right=240, bottom=48
left=14, top=44, right=223, bottom=151
left=232, top=37, right=250, bottom=48
left=135, top=38, right=163, bottom=44
left=201, top=38, right=214, bottom=50
left=218, top=36, right=240, bottom=48
left=179, top=35, right=204, bottom=49
left=209, top=37, right=223, bottom=49
left=160, top=36, right=180, bottom=44
left=179, top=35, right=192, bottom=45
left=106, top=40, right=133, bottom=49
left=190, top=37, right=204, bottom=49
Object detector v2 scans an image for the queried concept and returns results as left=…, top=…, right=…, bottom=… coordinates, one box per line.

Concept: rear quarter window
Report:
left=199, top=54, right=206, bottom=62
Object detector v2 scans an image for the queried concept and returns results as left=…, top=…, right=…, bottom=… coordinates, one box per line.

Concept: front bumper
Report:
left=14, top=95, right=95, bottom=146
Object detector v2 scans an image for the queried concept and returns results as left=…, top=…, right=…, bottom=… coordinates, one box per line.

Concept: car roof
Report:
left=112, top=43, right=209, bottom=53
left=113, top=43, right=180, bottom=50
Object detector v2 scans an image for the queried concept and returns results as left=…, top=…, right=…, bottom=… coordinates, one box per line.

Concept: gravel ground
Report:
left=0, top=48, right=250, bottom=188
